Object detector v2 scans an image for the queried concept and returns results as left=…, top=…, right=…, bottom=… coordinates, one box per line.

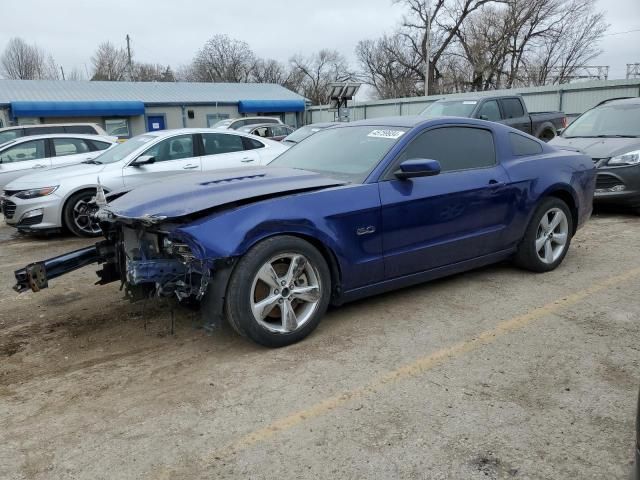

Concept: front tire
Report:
left=225, top=236, right=331, bottom=347
left=515, top=197, right=573, bottom=272
left=63, top=190, right=103, bottom=238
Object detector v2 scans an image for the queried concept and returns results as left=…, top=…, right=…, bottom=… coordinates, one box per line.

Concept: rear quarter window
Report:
left=510, top=133, right=543, bottom=156
left=64, top=125, right=97, bottom=134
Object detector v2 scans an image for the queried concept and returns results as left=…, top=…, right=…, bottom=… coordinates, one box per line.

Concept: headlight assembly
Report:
left=608, top=150, right=640, bottom=166
left=14, top=186, right=59, bottom=200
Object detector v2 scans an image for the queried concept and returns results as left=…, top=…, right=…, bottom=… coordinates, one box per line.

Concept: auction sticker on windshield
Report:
left=367, top=130, right=406, bottom=139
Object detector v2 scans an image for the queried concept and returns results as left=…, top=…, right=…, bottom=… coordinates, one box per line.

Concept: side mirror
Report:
left=479, top=115, right=489, bottom=121
left=557, top=128, right=565, bottom=136
left=394, top=159, right=441, bottom=180
left=132, top=155, right=156, bottom=166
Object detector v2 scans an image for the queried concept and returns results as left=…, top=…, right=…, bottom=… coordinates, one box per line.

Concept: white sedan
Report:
left=0, top=133, right=117, bottom=191
left=1, top=128, right=287, bottom=237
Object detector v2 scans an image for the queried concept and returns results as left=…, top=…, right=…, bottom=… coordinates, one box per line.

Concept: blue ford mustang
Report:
left=14, top=117, right=595, bottom=347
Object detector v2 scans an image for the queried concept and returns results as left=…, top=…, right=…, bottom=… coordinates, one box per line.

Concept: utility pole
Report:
left=424, top=3, right=431, bottom=97
left=60, top=66, right=65, bottom=81
left=126, top=34, right=133, bottom=81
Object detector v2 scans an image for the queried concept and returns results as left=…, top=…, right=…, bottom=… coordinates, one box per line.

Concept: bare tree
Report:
left=91, top=42, right=129, bottom=81
left=189, top=34, right=255, bottom=82
left=394, top=0, right=498, bottom=94
left=289, top=49, right=355, bottom=105
left=522, top=0, right=608, bottom=85
left=133, top=63, right=175, bottom=82
left=0, top=37, right=59, bottom=80
left=251, top=58, right=287, bottom=84
left=356, top=35, right=423, bottom=99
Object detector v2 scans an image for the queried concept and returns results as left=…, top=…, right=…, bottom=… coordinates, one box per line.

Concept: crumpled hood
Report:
left=549, top=136, right=640, bottom=159
left=105, top=167, right=347, bottom=221
left=6, top=162, right=110, bottom=189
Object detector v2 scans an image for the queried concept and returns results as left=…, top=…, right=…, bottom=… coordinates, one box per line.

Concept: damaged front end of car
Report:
left=14, top=201, right=223, bottom=305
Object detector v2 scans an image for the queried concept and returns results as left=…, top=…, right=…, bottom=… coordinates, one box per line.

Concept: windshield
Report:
left=282, top=125, right=329, bottom=144
left=270, top=126, right=408, bottom=182
left=212, top=119, right=233, bottom=128
left=563, top=103, right=640, bottom=138
left=0, top=130, right=21, bottom=146
left=92, top=135, right=156, bottom=164
left=421, top=100, right=477, bottom=118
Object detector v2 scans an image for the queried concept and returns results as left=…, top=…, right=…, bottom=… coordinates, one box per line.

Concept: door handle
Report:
left=241, top=158, right=255, bottom=163
left=182, top=164, right=198, bottom=170
left=32, top=164, right=46, bottom=169
left=488, top=180, right=505, bottom=188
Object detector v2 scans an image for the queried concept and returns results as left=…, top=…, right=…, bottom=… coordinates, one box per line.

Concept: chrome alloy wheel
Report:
left=250, top=253, right=322, bottom=333
left=72, top=196, right=102, bottom=235
left=535, top=207, right=569, bottom=264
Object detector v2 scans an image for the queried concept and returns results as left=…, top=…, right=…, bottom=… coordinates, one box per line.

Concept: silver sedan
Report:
left=1, top=128, right=287, bottom=237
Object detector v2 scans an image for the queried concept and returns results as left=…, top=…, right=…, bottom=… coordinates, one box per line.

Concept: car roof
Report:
left=243, top=123, right=290, bottom=129
left=331, top=115, right=514, bottom=131
left=595, top=97, right=640, bottom=107
left=304, top=122, right=341, bottom=128
left=0, top=122, right=100, bottom=132
left=5, top=133, right=116, bottom=142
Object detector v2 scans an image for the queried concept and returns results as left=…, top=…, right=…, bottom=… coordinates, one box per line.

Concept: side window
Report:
left=500, top=98, right=525, bottom=119
left=0, top=139, right=46, bottom=163
left=510, top=133, right=543, bottom=156
left=243, top=137, right=265, bottom=150
left=201, top=133, right=245, bottom=155
left=105, top=119, right=130, bottom=137
left=88, top=140, right=112, bottom=151
left=0, top=129, right=23, bottom=144
left=477, top=100, right=501, bottom=121
left=142, top=135, right=194, bottom=162
left=53, top=138, right=92, bottom=156
left=64, top=125, right=96, bottom=134
left=232, top=120, right=247, bottom=128
left=397, top=127, right=496, bottom=173
left=253, top=127, right=269, bottom=138
left=24, top=126, right=64, bottom=135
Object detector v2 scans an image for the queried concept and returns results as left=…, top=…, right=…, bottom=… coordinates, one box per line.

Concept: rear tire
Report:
left=515, top=197, right=573, bottom=272
left=63, top=190, right=102, bottom=238
left=225, top=236, right=331, bottom=347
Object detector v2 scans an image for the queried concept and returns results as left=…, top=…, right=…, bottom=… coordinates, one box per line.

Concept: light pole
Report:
left=424, top=2, right=431, bottom=97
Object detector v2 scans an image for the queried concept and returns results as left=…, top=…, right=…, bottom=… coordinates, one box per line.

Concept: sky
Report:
left=0, top=0, right=638, bottom=83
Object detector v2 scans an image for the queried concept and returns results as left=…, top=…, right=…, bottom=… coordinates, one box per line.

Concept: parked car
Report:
left=421, top=95, right=567, bottom=141
left=549, top=97, right=640, bottom=214
left=212, top=117, right=284, bottom=130
left=0, top=123, right=110, bottom=146
left=0, top=134, right=117, bottom=191
left=14, top=117, right=595, bottom=348
left=1, top=128, right=287, bottom=237
left=281, top=122, right=340, bottom=146
left=238, top=124, right=295, bottom=141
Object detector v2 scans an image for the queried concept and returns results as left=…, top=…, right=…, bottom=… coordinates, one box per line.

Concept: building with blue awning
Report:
left=0, top=80, right=307, bottom=138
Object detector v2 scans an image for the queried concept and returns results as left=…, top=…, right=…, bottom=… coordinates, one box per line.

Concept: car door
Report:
left=378, top=125, right=516, bottom=279
left=50, top=137, right=101, bottom=168
left=0, top=139, right=50, bottom=190
left=199, top=132, right=259, bottom=170
left=499, top=98, right=532, bottom=134
left=123, top=134, right=201, bottom=185
left=476, top=99, right=502, bottom=123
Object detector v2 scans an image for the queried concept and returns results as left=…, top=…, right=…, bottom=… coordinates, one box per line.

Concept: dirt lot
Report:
left=0, top=211, right=639, bottom=479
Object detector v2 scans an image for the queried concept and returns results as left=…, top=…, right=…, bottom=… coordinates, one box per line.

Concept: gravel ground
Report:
left=0, top=211, right=638, bottom=479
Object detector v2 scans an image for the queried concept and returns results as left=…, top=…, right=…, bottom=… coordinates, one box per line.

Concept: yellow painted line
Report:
left=194, top=266, right=640, bottom=463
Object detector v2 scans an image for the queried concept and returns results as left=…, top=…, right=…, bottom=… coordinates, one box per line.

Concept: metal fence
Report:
left=306, top=79, right=640, bottom=124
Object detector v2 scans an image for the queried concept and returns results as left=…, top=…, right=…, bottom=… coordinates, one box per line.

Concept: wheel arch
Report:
left=60, top=185, right=109, bottom=227
left=541, top=186, right=579, bottom=235
left=238, top=230, right=344, bottom=301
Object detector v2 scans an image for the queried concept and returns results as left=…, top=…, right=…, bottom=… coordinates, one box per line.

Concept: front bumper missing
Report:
left=14, top=243, right=113, bottom=293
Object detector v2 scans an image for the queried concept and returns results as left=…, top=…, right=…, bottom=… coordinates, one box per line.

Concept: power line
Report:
left=602, top=28, right=640, bottom=37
